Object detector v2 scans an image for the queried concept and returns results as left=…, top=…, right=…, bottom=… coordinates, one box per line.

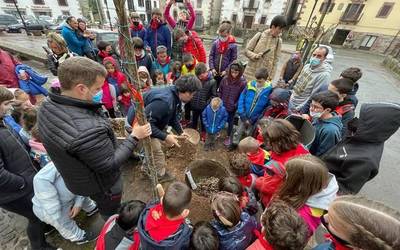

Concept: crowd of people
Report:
left=1, top=1, right=400, bottom=249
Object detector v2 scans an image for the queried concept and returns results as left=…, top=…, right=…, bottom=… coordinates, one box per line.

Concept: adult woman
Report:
left=77, top=18, right=96, bottom=60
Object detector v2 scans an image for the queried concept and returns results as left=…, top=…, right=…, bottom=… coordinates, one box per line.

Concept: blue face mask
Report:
left=309, top=57, right=321, bottom=67
left=92, top=90, right=103, bottom=103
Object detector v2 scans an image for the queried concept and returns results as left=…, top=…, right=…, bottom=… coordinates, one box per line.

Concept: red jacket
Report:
left=0, top=49, right=20, bottom=88
left=182, top=31, right=207, bottom=63
left=255, top=161, right=286, bottom=207
left=270, top=144, right=309, bottom=165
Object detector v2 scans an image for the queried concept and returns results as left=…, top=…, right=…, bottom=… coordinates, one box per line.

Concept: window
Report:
left=58, top=0, right=68, bottom=6
left=3, top=0, right=15, bottom=3
left=319, top=1, right=335, bottom=13
left=197, top=0, right=202, bottom=8
left=232, top=14, right=237, bottom=23
left=337, top=3, right=344, bottom=11
left=195, top=12, right=203, bottom=28
left=341, top=3, right=364, bottom=21
left=127, top=0, right=134, bottom=10
left=33, top=0, right=45, bottom=4
left=145, top=0, right=151, bottom=10
left=260, top=16, right=266, bottom=24
left=359, top=35, right=377, bottom=50
left=138, top=0, right=144, bottom=7
left=62, top=10, right=70, bottom=16
left=153, top=1, right=156, bottom=7
left=376, top=2, right=394, bottom=18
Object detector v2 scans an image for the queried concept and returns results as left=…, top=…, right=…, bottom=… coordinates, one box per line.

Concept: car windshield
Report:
left=0, top=15, right=18, bottom=25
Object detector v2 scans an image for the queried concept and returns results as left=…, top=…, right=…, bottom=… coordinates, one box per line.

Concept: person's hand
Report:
left=211, top=69, right=218, bottom=76
left=288, top=79, right=293, bottom=85
left=117, top=96, right=122, bottom=101
left=165, top=134, right=181, bottom=147
left=69, top=206, right=81, bottom=219
left=184, top=0, right=190, bottom=4
left=302, top=114, right=311, bottom=121
left=145, top=47, right=152, bottom=53
left=166, top=0, right=174, bottom=5
left=180, top=132, right=190, bottom=139
left=131, top=123, right=152, bottom=139
left=221, top=71, right=226, bottom=77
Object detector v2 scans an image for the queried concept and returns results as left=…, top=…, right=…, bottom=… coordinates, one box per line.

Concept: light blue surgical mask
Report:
left=309, top=57, right=321, bottom=67
left=92, top=90, right=103, bottom=103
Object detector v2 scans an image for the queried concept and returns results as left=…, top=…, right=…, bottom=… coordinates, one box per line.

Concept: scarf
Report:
left=145, top=204, right=184, bottom=242
left=98, top=50, right=109, bottom=59
left=150, top=19, right=161, bottom=30
left=253, top=229, right=274, bottom=250
left=130, top=23, right=144, bottom=31
left=217, top=35, right=235, bottom=54
left=135, top=50, right=145, bottom=62
left=157, top=56, right=171, bottom=66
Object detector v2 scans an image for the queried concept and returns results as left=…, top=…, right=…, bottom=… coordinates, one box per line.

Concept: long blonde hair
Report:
left=330, top=195, right=400, bottom=250
left=47, top=32, right=68, bottom=54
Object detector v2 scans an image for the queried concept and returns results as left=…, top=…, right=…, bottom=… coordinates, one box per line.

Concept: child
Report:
left=119, top=86, right=132, bottom=116
left=152, top=45, right=171, bottom=78
left=50, top=79, right=62, bottom=94
left=210, top=191, right=257, bottom=250
left=247, top=200, right=308, bottom=250
left=167, top=61, right=182, bottom=84
left=190, top=221, right=219, bottom=250
left=179, top=29, right=207, bottom=64
left=309, top=91, right=342, bottom=156
left=13, top=88, right=34, bottom=110
left=340, top=67, right=362, bottom=108
left=137, top=181, right=192, bottom=249
left=219, top=176, right=258, bottom=216
left=209, top=22, right=237, bottom=87
left=103, top=56, right=127, bottom=96
left=96, top=200, right=146, bottom=250
left=202, top=97, right=228, bottom=150
left=313, top=195, right=400, bottom=250
left=218, top=61, right=246, bottom=146
left=231, top=67, right=272, bottom=149
left=15, top=64, right=48, bottom=104
left=29, top=125, right=51, bottom=168
left=154, top=69, right=167, bottom=86
left=263, top=119, right=309, bottom=164
left=238, top=136, right=270, bottom=176
left=32, top=162, right=98, bottom=245
left=229, top=153, right=257, bottom=189
left=129, top=12, right=146, bottom=41
left=133, top=37, right=153, bottom=75
left=138, top=66, right=153, bottom=92
left=190, top=63, right=217, bottom=140
left=328, top=78, right=356, bottom=137
left=181, top=53, right=197, bottom=76
left=262, top=87, right=291, bottom=119
left=101, top=81, right=118, bottom=118
left=276, top=155, right=338, bottom=236
left=97, top=41, right=113, bottom=63
left=19, top=107, right=36, bottom=145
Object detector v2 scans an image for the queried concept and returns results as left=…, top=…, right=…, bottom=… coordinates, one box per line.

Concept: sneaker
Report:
left=223, top=137, right=231, bottom=146
left=158, top=172, right=175, bottom=183
left=44, top=224, right=56, bottom=236
left=74, top=231, right=98, bottom=245
left=86, top=206, right=99, bottom=217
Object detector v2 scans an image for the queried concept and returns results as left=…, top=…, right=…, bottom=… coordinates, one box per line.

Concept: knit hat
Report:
left=156, top=45, right=167, bottom=54
left=269, top=88, right=291, bottom=103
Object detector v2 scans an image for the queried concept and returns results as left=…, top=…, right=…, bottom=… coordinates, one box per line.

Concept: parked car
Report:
left=89, top=28, right=119, bottom=44
left=38, top=15, right=55, bottom=24
left=6, top=19, right=53, bottom=33
left=0, top=14, right=19, bottom=32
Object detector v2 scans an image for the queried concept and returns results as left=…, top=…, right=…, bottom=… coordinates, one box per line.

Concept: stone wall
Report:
left=383, top=55, right=400, bottom=78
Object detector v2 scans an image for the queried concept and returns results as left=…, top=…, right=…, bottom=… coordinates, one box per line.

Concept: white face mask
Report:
left=310, top=110, right=323, bottom=119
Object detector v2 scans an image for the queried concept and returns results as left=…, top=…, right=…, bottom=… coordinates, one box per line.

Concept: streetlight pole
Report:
left=13, top=0, right=29, bottom=36
left=305, top=0, right=319, bottom=29
left=104, top=0, right=113, bottom=30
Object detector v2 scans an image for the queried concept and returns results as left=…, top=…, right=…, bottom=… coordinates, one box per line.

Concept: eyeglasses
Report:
left=320, top=214, right=353, bottom=247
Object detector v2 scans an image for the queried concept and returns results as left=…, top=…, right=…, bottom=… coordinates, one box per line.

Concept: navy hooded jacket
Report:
left=310, top=113, right=343, bottom=156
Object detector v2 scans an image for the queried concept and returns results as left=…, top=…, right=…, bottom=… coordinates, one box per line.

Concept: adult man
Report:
left=61, top=16, right=87, bottom=56
left=38, top=57, right=151, bottom=219
left=244, top=15, right=287, bottom=80
left=143, top=75, right=201, bottom=180
left=289, top=46, right=332, bottom=114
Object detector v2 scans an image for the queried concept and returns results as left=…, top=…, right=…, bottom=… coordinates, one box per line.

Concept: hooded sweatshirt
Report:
left=138, top=66, right=152, bottom=92
left=103, top=57, right=127, bottom=96
left=322, top=102, right=400, bottom=194
left=310, top=113, right=342, bottom=156
left=299, top=173, right=338, bottom=235
left=290, top=62, right=332, bottom=112
left=218, top=61, right=247, bottom=112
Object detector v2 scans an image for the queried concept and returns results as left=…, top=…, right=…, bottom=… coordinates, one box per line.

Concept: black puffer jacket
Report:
left=190, top=73, right=217, bottom=111
left=38, top=93, right=138, bottom=196
left=0, top=120, right=36, bottom=204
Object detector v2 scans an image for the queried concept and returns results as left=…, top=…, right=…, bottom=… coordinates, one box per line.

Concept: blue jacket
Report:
left=310, top=113, right=342, bottom=156
left=202, top=104, right=228, bottom=134
left=61, top=24, right=86, bottom=56
left=15, top=64, right=48, bottom=96
left=313, top=241, right=335, bottom=250
left=145, top=23, right=172, bottom=56
left=130, top=27, right=146, bottom=41
left=211, top=212, right=257, bottom=250
left=144, top=86, right=183, bottom=140
left=237, top=80, right=272, bottom=124
left=137, top=202, right=192, bottom=250
left=152, top=60, right=171, bottom=77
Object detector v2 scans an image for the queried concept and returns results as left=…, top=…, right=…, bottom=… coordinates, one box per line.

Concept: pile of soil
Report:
left=195, top=177, right=220, bottom=197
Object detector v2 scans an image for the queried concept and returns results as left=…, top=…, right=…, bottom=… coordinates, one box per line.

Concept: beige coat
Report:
left=244, top=29, right=282, bottom=80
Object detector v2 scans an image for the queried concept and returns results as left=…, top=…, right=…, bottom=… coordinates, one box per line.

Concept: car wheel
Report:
left=18, top=28, right=26, bottom=34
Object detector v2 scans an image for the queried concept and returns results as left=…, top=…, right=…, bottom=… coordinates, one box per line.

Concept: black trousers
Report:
left=191, top=109, right=205, bottom=132
left=89, top=176, right=123, bottom=221
left=1, top=193, right=47, bottom=250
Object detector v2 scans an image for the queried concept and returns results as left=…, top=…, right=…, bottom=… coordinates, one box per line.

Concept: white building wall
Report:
left=0, top=0, right=82, bottom=18
left=102, top=0, right=160, bottom=25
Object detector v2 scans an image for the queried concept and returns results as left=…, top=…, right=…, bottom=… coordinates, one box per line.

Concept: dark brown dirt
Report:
left=110, top=118, right=126, bottom=138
